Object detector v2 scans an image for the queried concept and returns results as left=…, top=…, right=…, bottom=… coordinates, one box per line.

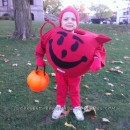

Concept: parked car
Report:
left=100, top=20, right=110, bottom=24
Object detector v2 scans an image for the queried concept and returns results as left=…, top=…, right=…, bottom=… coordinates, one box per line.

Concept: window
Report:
left=30, top=0, right=34, bottom=5
left=123, top=12, right=126, bottom=15
left=2, top=0, right=8, bottom=6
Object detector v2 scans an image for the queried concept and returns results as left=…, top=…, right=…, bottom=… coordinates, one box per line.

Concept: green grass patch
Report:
left=0, top=20, right=130, bottom=130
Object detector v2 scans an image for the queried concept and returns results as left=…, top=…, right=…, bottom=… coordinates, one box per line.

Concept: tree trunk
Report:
left=12, top=0, right=33, bottom=40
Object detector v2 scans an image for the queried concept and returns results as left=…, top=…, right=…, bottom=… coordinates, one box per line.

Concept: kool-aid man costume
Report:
left=35, top=6, right=112, bottom=108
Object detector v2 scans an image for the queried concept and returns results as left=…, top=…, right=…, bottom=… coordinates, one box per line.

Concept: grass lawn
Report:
left=0, top=20, right=130, bottom=130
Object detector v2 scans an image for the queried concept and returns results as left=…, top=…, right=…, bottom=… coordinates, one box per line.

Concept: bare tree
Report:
left=43, top=0, right=62, bottom=15
left=89, top=4, right=113, bottom=19
left=12, top=0, right=33, bottom=40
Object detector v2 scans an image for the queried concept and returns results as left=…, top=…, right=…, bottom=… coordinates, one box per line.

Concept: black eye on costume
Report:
left=71, top=41, right=79, bottom=51
left=57, top=36, right=64, bottom=45
left=62, top=49, right=67, bottom=58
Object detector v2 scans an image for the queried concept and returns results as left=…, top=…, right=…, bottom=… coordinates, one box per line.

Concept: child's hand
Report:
left=90, top=57, right=101, bottom=73
left=36, top=58, right=46, bottom=67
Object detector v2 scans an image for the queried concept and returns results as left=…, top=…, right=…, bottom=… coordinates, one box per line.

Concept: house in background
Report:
left=116, top=0, right=130, bottom=24
left=0, top=0, right=44, bottom=21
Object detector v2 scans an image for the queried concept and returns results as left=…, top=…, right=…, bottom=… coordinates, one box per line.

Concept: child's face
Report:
left=61, top=12, right=77, bottom=31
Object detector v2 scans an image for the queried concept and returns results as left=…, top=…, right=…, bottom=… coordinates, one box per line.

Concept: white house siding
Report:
left=0, top=0, right=44, bottom=21
left=30, top=0, right=44, bottom=21
left=116, top=0, right=130, bottom=24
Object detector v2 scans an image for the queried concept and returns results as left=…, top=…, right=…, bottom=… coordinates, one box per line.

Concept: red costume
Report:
left=35, top=7, right=112, bottom=108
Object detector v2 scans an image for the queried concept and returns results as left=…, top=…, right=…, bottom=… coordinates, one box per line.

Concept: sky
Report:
left=60, top=0, right=127, bottom=12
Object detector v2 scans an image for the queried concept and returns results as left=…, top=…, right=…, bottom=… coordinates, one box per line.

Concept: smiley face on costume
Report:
left=45, top=27, right=111, bottom=77
left=48, top=31, right=88, bottom=69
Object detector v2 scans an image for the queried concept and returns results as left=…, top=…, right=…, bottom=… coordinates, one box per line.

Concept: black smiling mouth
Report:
left=49, top=39, right=87, bottom=69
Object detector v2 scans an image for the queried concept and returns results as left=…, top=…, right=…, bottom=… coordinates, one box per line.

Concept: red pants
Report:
left=55, top=71, right=81, bottom=108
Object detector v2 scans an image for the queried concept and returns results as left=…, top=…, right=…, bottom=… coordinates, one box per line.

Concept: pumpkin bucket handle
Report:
left=36, top=66, right=46, bottom=76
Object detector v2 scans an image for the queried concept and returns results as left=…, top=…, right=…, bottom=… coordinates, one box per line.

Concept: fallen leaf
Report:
left=83, top=84, right=89, bottom=89
left=107, top=82, right=114, bottom=87
left=86, top=97, right=89, bottom=100
left=124, top=56, right=130, bottom=60
left=44, top=59, right=47, bottom=61
left=95, top=128, right=104, bottom=130
left=110, top=89, right=114, bottom=92
left=90, top=115, right=96, bottom=119
left=120, top=84, right=125, bottom=87
left=60, top=110, right=70, bottom=119
left=111, top=60, right=123, bottom=64
left=104, top=77, right=109, bottom=81
left=121, top=93, right=125, bottom=97
left=4, top=58, right=10, bottom=62
left=0, top=54, right=5, bottom=57
left=12, top=63, right=18, bottom=67
left=34, top=100, right=39, bottom=103
left=107, top=67, right=123, bottom=74
left=105, top=93, right=112, bottom=96
left=115, top=66, right=120, bottom=69
left=102, top=118, right=110, bottom=123
left=8, top=89, right=12, bottom=93
left=17, top=54, right=20, bottom=56
left=54, top=84, right=57, bottom=90
left=49, top=73, right=56, bottom=77
left=64, top=122, right=76, bottom=129
left=27, top=63, right=32, bottom=66
left=84, top=105, right=96, bottom=118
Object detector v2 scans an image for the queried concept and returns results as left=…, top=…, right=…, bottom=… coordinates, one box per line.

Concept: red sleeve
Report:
left=35, top=29, right=52, bottom=62
left=94, top=44, right=106, bottom=68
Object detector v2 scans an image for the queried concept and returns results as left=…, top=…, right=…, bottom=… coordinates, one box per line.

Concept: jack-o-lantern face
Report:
left=46, top=27, right=111, bottom=77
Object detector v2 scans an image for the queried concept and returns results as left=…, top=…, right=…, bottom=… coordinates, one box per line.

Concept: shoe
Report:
left=52, top=105, right=64, bottom=119
left=73, top=106, right=84, bottom=121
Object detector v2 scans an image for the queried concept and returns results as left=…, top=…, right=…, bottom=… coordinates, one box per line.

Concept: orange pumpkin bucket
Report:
left=27, top=67, right=49, bottom=92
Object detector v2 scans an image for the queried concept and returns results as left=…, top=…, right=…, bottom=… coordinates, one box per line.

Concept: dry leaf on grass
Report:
left=0, top=54, right=5, bottom=57
left=83, top=84, right=89, bottom=89
left=120, top=84, right=125, bottom=87
left=121, top=93, right=125, bottom=97
left=95, top=128, right=104, bottom=130
left=17, top=54, right=20, bottom=56
left=44, top=59, right=47, bottom=61
left=105, top=93, right=112, bottom=96
left=64, top=122, right=76, bottom=129
left=86, top=97, right=89, bottom=100
left=110, top=89, right=114, bottom=92
left=3, top=58, right=10, bottom=62
left=53, top=85, right=57, bottom=90
left=27, top=62, right=32, bottom=66
left=8, top=89, right=12, bottom=93
left=102, top=118, right=110, bottom=123
left=124, top=56, right=130, bottom=60
left=49, top=73, right=56, bottom=77
left=107, top=67, right=123, bottom=74
left=84, top=105, right=96, bottom=119
left=12, top=63, right=18, bottom=67
left=104, top=77, right=109, bottom=81
left=60, top=110, right=70, bottom=119
left=107, top=82, right=114, bottom=87
left=111, top=60, right=124, bottom=64
left=34, top=99, right=39, bottom=103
